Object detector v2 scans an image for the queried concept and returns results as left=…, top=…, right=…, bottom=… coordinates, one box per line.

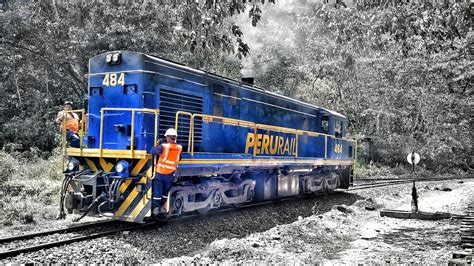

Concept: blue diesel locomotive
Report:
left=60, top=51, right=356, bottom=223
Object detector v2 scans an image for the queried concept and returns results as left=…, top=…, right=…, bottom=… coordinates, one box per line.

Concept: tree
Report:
left=0, top=0, right=274, bottom=154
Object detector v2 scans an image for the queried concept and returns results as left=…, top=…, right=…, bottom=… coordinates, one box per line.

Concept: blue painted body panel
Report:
left=86, top=51, right=353, bottom=172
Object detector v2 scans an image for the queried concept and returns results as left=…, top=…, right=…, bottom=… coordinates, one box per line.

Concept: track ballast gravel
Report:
left=1, top=192, right=363, bottom=263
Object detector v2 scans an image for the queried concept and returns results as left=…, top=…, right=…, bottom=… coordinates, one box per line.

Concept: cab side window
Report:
left=335, top=120, right=342, bottom=138
left=321, top=115, right=329, bottom=134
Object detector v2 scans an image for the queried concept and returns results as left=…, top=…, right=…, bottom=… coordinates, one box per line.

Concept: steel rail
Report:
left=0, top=220, right=116, bottom=244
left=350, top=180, right=411, bottom=190
left=351, top=176, right=473, bottom=191
left=0, top=223, right=152, bottom=259
left=355, top=175, right=473, bottom=183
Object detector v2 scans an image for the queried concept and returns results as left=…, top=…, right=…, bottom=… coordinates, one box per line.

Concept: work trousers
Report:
left=153, top=172, right=175, bottom=207
left=66, top=130, right=80, bottom=148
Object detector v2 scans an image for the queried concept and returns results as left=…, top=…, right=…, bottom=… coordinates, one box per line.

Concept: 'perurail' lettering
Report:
left=245, top=132, right=297, bottom=156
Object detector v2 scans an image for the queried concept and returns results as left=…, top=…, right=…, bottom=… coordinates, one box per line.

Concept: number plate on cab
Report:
left=102, top=73, right=125, bottom=86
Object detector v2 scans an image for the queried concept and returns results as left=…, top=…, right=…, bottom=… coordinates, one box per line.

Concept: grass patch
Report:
left=0, top=149, right=63, bottom=227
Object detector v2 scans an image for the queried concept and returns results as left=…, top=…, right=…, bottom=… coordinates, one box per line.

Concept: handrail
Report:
left=183, top=112, right=356, bottom=159
left=325, top=136, right=328, bottom=159
left=190, top=114, right=256, bottom=156
left=99, top=108, right=159, bottom=158
left=254, top=124, right=299, bottom=157
left=62, top=109, right=86, bottom=166
left=174, top=111, right=193, bottom=152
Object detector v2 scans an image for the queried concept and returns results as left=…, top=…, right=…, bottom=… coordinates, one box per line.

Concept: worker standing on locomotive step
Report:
left=55, top=101, right=81, bottom=148
left=151, top=128, right=182, bottom=214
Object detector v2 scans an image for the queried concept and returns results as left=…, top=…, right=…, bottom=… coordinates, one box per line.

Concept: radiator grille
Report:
left=159, top=88, right=203, bottom=145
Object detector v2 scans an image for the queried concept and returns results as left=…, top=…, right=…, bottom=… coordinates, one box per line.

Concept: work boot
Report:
left=152, top=207, right=160, bottom=215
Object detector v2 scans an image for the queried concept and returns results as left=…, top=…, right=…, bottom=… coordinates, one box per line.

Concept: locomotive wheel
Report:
left=233, top=185, right=253, bottom=208
left=174, top=195, right=184, bottom=213
left=247, top=188, right=255, bottom=201
left=213, top=192, right=222, bottom=208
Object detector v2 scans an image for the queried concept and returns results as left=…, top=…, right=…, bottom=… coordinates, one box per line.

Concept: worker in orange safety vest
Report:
left=150, top=128, right=182, bottom=214
left=55, top=101, right=81, bottom=148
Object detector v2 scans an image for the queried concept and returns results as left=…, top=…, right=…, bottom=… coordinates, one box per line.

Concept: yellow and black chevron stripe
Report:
left=115, top=160, right=154, bottom=223
left=76, top=157, right=154, bottom=223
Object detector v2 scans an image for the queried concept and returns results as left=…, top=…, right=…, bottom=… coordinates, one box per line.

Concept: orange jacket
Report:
left=56, top=111, right=80, bottom=133
left=156, top=143, right=182, bottom=174
left=66, top=117, right=79, bottom=133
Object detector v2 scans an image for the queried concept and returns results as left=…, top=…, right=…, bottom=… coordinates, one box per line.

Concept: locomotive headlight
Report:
left=67, top=158, right=79, bottom=172
left=115, top=160, right=129, bottom=177
left=105, top=52, right=121, bottom=65
left=105, top=53, right=112, bottom=63
left=112, top=53, right=120, bottom=63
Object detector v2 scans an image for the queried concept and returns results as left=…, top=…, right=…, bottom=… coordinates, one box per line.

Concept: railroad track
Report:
left=460, top=203, right=474, bottom=250
left=0, top=220, right=115, bottom=244
left=0, top=220, right=152, bottom=259
left=355, top=175, right=473, bottom=183
left=451, top=202, right=474, bottom=263
left=1, top=176, right=469, bottom=260
left=351, top=175, right=473, bottom=191
left=0, top=192, right=345, bottom=260
left=350, top=179, right=410, bottom=190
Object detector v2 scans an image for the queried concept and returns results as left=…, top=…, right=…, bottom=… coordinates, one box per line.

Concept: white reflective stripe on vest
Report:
left=156, top=143, right=182, bottom=174
left=157, top=163, right=176, bottom=170
left=161, top=144, right=170, bottom=161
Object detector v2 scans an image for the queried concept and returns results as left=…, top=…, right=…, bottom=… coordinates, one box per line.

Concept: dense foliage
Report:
left=0, top=0, right=472, bottom=171
left=0, top=0, right=263, bottom=153
left=238, top=1, right=472, bottom=171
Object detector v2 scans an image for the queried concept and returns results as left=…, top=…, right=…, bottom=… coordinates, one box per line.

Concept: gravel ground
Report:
left=1, top=178, right=472, bottom=263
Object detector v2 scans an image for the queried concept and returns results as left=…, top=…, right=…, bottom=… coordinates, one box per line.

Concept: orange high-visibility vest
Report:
left=62, top=112, right=79, bottom=133
left=66, top=116, right=79, bottom=133
left=156, top=143, right=182, bottom=174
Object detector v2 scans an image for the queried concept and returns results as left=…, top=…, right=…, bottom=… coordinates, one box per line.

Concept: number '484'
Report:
left=102, top=73, right=125, bottom=86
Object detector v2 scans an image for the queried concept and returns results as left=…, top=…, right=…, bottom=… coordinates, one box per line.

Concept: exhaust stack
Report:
left=241, top=77, right=254, bottom=86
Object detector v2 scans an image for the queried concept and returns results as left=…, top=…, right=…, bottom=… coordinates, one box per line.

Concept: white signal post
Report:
left=407, top=151, right=420, bottom=173
left=407, top=151, right=421, bottom=212
left=407, top=152, right=420, bottom=165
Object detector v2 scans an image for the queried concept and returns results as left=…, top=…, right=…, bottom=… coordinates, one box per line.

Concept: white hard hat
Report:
left=164, top=128, right=178, bottom=137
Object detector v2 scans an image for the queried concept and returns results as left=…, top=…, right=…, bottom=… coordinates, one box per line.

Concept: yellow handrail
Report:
left=61, top=109, right=85, bottom=167
left=99, top=108, right=159, bottom=158
left=174, top=111, right=193, bottom=152
left=190, top=114, right=256, bottom=156
left=254, top=124, right=299, bottom=157
left=179, top=111, right=356, bottom=160
left=131, top=110, right=135, bottom=158
left=252, top=125, right=258, bottom=157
